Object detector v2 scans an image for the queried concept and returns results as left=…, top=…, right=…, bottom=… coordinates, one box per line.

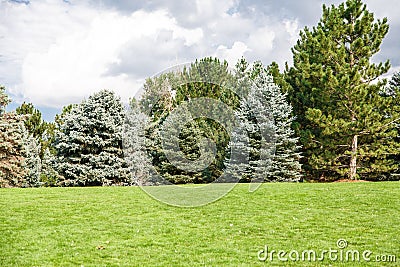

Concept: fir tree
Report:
left=21, top=131, right=41, bottom=187
left=286, top=0, right=398, bottom=180
left=223, top=101, right=251, bottom=182
left=140, top=58, right=240, bottom=184
left=40, top=148, right=61, bottom=186
left=55, top=90, right=130, bottom=186
left=123, top=99, right=153, bottom=185
left=225, top=62, right=302, bottom=182
left=0, top=86, right=26, bottom=187
left=389, top=72, right=400, bottom=89
left=251, top=65, right=301, bottom=181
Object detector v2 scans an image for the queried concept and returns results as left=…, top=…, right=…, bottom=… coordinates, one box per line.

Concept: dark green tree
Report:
left=140, top=57, right=241, bottom=184
left=285, top=0, right=399, bottom=180
left=16, top=102, right=50, bottom=158
left=16, top=102, right=46, bottom=138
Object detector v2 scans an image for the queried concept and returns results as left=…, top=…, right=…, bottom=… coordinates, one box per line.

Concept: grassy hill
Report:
left=1, top=182, right=399, bottom=266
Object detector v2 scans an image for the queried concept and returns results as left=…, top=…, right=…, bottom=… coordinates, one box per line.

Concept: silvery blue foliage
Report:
left=21, top=129, right=42, bottom=187
left=250, top=68, right=302, bottom=181
left=226, top=65, right=302, bottom=182
left=123, top=104, right=153, bottom=185
left=55, top=90, right=130, bottom=186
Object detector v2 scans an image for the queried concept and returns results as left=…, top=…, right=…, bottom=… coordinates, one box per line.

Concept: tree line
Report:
left=1, top=0, right=400, bottom=187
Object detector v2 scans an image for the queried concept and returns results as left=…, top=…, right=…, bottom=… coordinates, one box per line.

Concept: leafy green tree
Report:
left=55, top=90, right=130, bottom=186
left=285, top=0, right=398, bottom=180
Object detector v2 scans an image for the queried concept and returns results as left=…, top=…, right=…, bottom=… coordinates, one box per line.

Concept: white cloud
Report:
left=214, top=41, right=250, bottom=66
left=2, top=0, right=398, bottom=112
left=2, top=3, right=203, bottom=107
left=284, top=19, right=299, bottom=43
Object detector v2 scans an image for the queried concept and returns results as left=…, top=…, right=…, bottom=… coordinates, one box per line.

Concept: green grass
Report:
left=1, top=182, right=399, bottom=266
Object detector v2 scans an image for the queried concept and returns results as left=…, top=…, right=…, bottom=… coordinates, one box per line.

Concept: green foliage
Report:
left=16, top=102, right=46, bottom=139
left=140, top=57, right=241, bottom=184
left=16, top=102, right=53, bottom=158
left=266, top=62, right=292, bottom=94
left=39, top=148, right=61, bottom=187
left=55, top=90, right=130, bottom=186
left=285, top=0, right=398, bottom=180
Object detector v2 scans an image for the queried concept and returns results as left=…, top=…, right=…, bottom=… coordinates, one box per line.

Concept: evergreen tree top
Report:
left=0, top=86, right=11, bottom=115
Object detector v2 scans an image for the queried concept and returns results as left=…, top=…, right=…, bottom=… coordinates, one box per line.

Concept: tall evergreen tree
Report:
left=16, top=102, right=46, bottom=139
left=0, top=86, right=26, bottom=187
left=123, top=99, right=154, bottom=185
left=40, top=148, right=61, bottom=186
left=226, top=63, right=301, bottom=182
left=140, top=57, right=240, bottom=184
left=285, top=0, right=398, bottom=180
left=55, top=90, right=130, bottom=186
left=21, top=131, right=41, bottom=187
left=16, top=102, right=50, bottom=158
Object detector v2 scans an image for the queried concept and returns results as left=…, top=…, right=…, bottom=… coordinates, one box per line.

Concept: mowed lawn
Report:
left=1, top=182, right=399, bottom=266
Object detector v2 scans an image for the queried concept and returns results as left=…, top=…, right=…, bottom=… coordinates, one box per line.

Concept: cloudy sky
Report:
left=1, top=0, right=399, bottom=121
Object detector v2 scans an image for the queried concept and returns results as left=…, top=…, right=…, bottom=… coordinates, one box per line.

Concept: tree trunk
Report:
left=349, top=134, right=358, bottom=180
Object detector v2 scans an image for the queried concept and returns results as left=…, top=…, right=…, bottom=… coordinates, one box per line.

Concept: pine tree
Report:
left=286, top=0, right=398, bottom=180
left=16, top=102, right=46, bottom=139
left=140, top=57, right=241, bottom=184
left=224, top=58, right=252, bottom=182
left=386, top=72, right=400, bottom=179
left=55, top=90, right=130, bottom=186
left=16, top=102, right=51, bottom=159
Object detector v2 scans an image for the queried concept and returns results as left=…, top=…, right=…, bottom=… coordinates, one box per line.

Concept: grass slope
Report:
left=0, top=182, right=399, bottom=266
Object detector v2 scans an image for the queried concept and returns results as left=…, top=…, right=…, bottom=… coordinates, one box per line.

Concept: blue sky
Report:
left=1, top=0, right=399, bottom=121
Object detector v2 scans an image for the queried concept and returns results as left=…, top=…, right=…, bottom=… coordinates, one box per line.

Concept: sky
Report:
left=1, top=0, right=399, bottom=121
